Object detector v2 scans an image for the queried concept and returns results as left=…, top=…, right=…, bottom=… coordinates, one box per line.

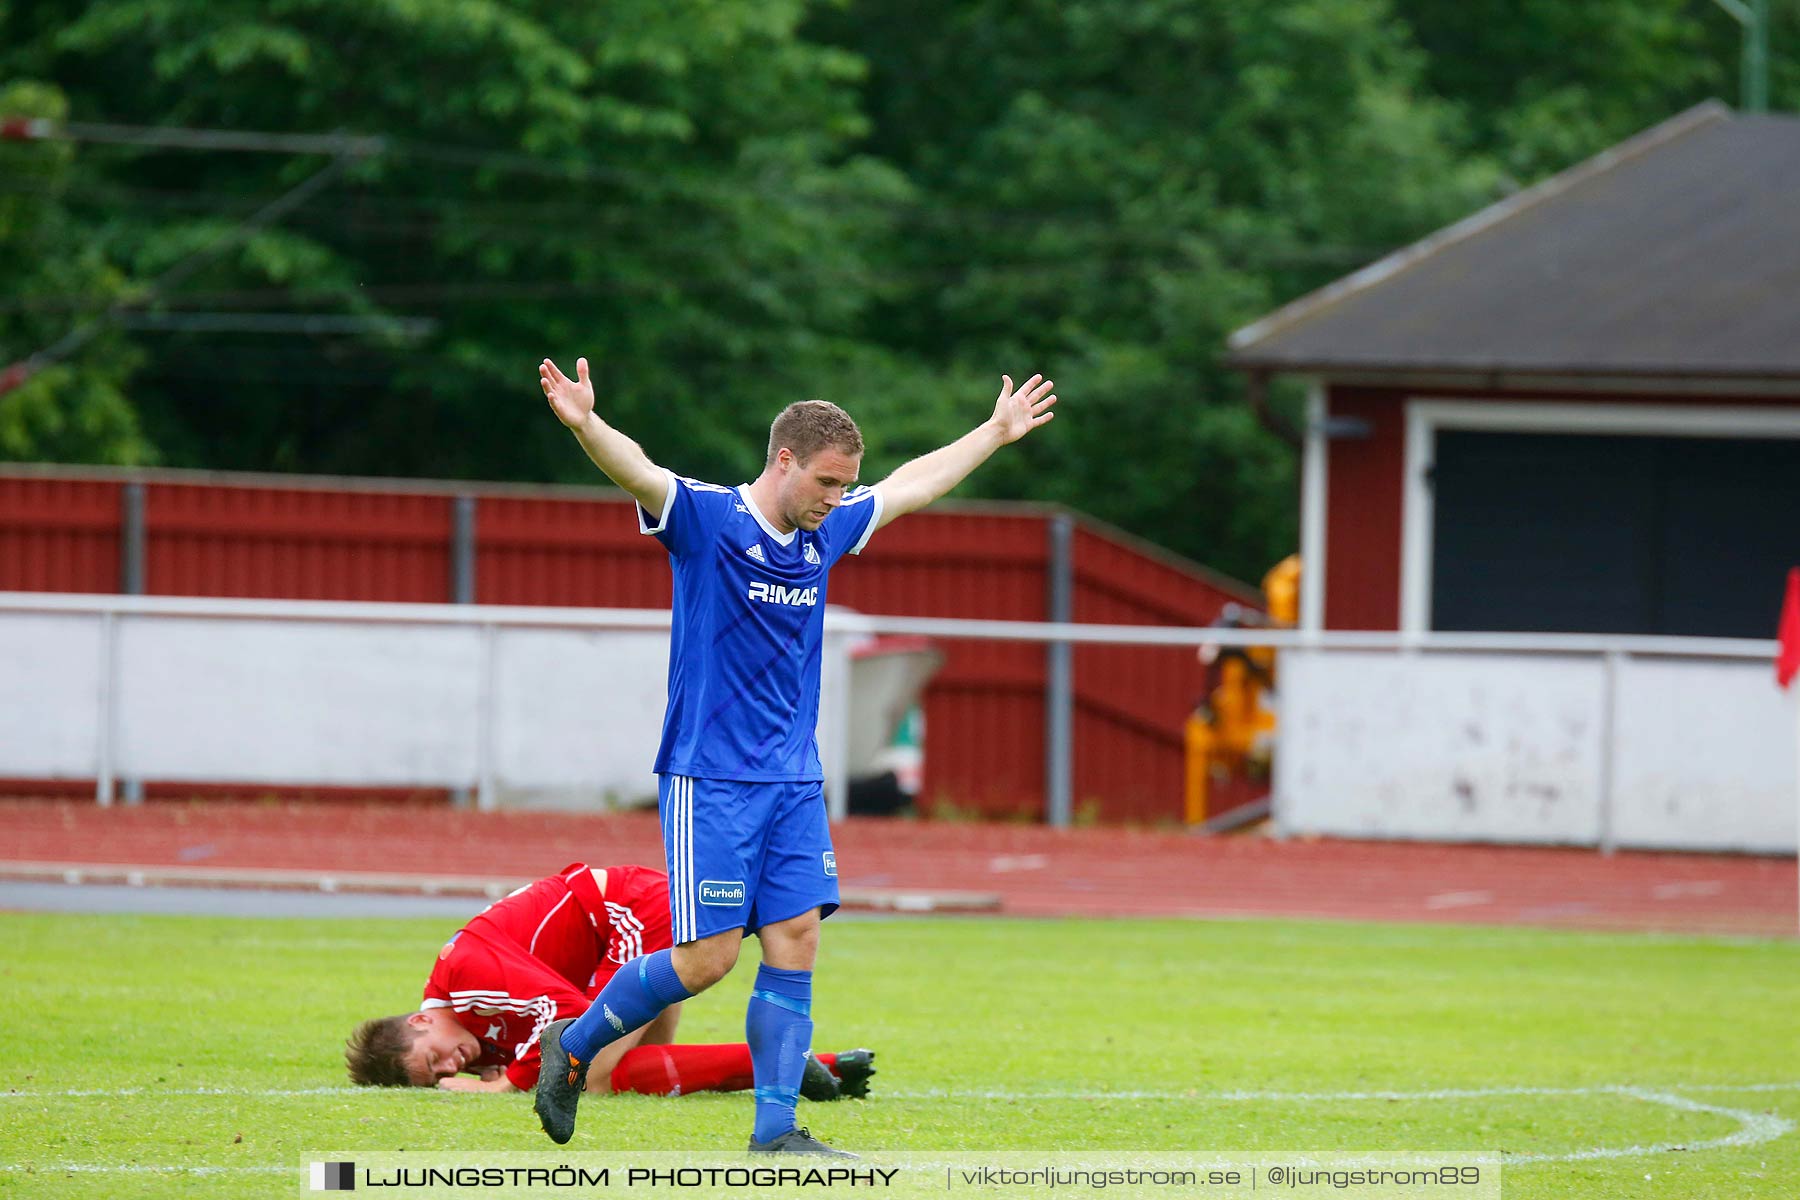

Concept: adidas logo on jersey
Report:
left=804, top=542, right=821, bottom=566
left=747, top=581, right=819, bottom=607
left=745, top=544, right=766, bottom=563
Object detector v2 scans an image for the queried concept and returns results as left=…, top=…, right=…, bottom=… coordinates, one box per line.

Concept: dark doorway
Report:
left=1430, top=430, right=1800, bottom=637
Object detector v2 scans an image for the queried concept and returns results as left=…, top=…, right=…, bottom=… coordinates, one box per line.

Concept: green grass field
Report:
left=3, top=910, right=1798, bottom=1198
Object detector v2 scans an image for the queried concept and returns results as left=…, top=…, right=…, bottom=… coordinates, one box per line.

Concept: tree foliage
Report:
left=1, top=0, right=1793, bottom=581
left=807, top=0, right=1497, bottom=576
left=0, top=78, right=149, bottom=462
left=1, top=0, right=911, bottom=483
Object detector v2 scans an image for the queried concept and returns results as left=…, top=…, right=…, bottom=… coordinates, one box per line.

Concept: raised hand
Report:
left=989, top=373, right=1057, bottom=445
left=540, top=356, right=595, bottom=430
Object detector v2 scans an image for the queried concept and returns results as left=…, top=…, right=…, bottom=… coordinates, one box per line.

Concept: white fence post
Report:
left=476, top=622, right=498, bottom=812
left=1597, top=650, right=1624, bottom=855
left=95, top=610, right=117, bottom=807
left=821, top=625, right=854, bottom=822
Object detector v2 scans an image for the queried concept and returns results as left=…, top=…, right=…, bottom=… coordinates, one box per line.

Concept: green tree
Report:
left=0, top=79, right=151, bottom=462
left=13, top=0, right=1789, bottom=582
left=1394, top=0, right=1800, bottom=178
left=0, top=0, right=914, bottom=484
left=808, top=0, right=1500, bottom=580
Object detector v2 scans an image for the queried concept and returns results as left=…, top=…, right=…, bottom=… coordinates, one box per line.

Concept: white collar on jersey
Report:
left=736, top=484, right=798, bottom=546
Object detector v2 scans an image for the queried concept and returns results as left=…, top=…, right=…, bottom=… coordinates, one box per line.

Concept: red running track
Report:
left=0, top=800, right=1793, bottom=937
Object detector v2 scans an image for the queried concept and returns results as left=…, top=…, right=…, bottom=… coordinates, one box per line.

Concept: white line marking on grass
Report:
left=6, top=1081, right=1800, bottom=1102
left=884, top=1082, right=1800, bottom=1101
left=882, top=1083, right=1797, bottom=1165
left=0, top=1164, right=290, bottom=1175
left=0, top=1086, right=368, bottom=1098
left=2, top=1081, right=1793, bottom=1170
left=1531, top=1088, right=1794, bottom=1164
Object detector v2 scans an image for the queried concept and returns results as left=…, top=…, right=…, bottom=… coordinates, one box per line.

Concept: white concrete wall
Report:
left=488, top=628, right=674, bottom=806
left=0, top=599, right=875, bottom=812
left=1611, top=656, right=1798, bottom=852
left=4, top=597, right=1789, bottom=849
left=114, top=617, right=486, bottom=786
left=0, top=606, right=676, bottom=807
left=1277, top=648, right=1797, bottom=852
left=0, top=613, right=106, bottom=778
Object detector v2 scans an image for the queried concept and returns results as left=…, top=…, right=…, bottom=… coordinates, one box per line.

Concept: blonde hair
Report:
left=766, top=400, right=863, bottom=466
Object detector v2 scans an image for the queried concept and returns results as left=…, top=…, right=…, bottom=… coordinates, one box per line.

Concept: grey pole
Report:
left=120, top=482, right=146, bottom=596
left=1045, top=512, right=1075, bottom=827
left=118, top=483, right=145, bottom=805
left=451, top=495, right=477, bottom=605
left=1748, top=0, right=1770, bottom=113
left=451, top=496, right=478, bottom=808
left=1714, top=0, right=1771, bottom=112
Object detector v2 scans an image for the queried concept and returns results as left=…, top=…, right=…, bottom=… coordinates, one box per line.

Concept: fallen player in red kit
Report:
left=345, top=863, right=873, bottom=1100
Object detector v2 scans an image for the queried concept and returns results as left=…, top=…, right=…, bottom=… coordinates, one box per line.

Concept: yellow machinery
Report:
left=1184, top=555, right=1298, bottom=826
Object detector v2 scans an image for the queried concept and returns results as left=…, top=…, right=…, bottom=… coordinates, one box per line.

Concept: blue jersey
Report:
left=638, top=471, right=883, bottom=782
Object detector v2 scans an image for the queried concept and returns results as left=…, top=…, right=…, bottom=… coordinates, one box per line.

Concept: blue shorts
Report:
left=658, top=774, right=840, bottom=944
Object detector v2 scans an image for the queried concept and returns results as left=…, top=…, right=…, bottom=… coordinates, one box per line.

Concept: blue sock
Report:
left=747, top=965, right=813, bottom=1143
left=561, top=948, right=694, bottom=1062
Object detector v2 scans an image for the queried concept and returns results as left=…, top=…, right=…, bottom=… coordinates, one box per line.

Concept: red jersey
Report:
left=421, top=863, right=670, bottom=1090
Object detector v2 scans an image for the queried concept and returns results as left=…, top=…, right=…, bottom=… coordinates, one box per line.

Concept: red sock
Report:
left=609, top=1045, right=841, bottom=1096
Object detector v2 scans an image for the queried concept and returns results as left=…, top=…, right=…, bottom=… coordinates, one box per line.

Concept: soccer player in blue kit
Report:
left=532, top=355, right=1057, bottom=1154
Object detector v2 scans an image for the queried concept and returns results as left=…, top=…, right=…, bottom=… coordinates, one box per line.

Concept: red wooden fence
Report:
left=0, top=467, right=1262, bottom=821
